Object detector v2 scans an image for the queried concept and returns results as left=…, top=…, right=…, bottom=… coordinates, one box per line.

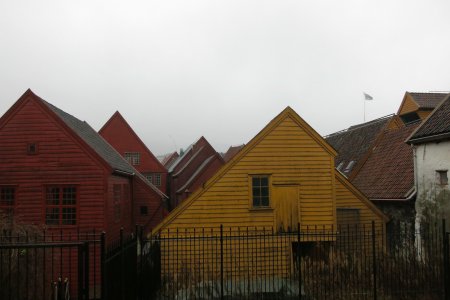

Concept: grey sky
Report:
left=1, top=0, right=450, bottom=155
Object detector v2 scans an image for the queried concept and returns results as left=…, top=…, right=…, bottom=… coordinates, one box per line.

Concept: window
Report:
left=251, top=176, right=270, bottom=207
left=145, top=175, right=153, bottom=183
left=124, top=152, right=140, bottom=165
left=154, top=174, right=161, bottom=187
left=27, top=143, right=38, bottom=155
left=45, top=186, right=77, bottom=226
left=140, top=206, right=148, bottom=216
left=0, top=186, right=15, bottom=215
left=437, top=170, right=448, bottom=185
left=113, top=184, right=122, bottom=222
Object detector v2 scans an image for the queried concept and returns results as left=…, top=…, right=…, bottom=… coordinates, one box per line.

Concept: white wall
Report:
left=414, top=140, right=450, bottom=229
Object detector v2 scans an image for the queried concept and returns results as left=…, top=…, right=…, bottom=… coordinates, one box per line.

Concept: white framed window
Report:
left=124, top=152, right=140, bottom=165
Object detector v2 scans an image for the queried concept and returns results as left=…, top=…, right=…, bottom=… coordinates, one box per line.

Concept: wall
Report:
left=414, top=141, right=450, bottom=230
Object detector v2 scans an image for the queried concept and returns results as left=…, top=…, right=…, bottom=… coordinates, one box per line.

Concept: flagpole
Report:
left=364, top=96, right=366, bottom=122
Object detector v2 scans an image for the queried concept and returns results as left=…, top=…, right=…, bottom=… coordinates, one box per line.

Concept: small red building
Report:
left=99, top=111, right=168, bottom=194
left=0, top=90, right=167, bottom=239
left=168, top=136, right=224, bottom=209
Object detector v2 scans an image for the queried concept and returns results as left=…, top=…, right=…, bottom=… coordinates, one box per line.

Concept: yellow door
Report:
left=273, top=185, right=299, bottom=232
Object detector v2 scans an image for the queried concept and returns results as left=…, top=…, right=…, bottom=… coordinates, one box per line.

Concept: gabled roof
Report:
left=222, top=144, right=245, bottom=162
left=159, top=151, right=179, bottom=169
left=407, top=94, right=450, bottom=144
left=168, top=136, right=214, bottom=173
left=325, top=115, right=394, bottom=176
left=153, top=107, right=337, bottom=232
left=409, top=92, right=448, bottom=109
left=99, top=111, right=167, bottom=172
left=44, top=102, right=136, bottom=175
left=3, top=89, right=167, bottom=199
left=351, top=124, right=419, bottom=201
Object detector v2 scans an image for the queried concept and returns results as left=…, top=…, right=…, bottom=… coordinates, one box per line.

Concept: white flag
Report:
left=363, top=93, right=373, bottom=100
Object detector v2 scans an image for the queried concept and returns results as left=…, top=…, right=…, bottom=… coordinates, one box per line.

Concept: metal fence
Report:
left=147, top=221, right=450, bottom=300
left=1, top=222, right=450, bottom=300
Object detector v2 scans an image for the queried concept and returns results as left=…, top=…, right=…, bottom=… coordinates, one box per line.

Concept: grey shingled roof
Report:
left=43, top=100, right=136, bottom=175
left=408, top=94, right=450, bottom=143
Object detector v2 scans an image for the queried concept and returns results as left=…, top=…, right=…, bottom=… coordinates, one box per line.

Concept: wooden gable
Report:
left=154, top=107, right=343, bottom=232
left=397, top=92, right=419, bottom=116
left=99, top=111, right=168, bottom=193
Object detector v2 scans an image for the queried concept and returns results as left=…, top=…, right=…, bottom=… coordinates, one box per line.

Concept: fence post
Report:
left=120, top=227, right=125, bottom=300
left=100, top=232, right=106, bottom=300
left=371, top=221, right=377, bottom=300
left=443, top=219, right=449, bottom=300
left=220, top=224, right=224, bottom=300
left=78, top=244, right=84, bottom=299
left=297, top=222, right=302, bottom=300
left=84, top=242, right=90, bottom=300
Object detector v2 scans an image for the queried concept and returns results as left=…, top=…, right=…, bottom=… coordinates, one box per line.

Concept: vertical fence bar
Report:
left=372, top=221, right=377, bottom=300
left=297, top=222, right=302, bottom=300
left=220, top=224, right=224, bottom=300
left=100, top=232, right=106, bottom=300
left=120, top=227, right=124, bottom=300
left=84, top=242, right=90, bottom=300
left=78, top=244, right=84, bottom=300
left=443, top=219, right=449, bottom=300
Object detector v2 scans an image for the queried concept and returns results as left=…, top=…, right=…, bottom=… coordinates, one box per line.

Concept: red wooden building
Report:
left=168, top=136, right=224, bottom=209
left=99, top=111, right=168, bottom=194
left=0, top=90, right=167, bottom=239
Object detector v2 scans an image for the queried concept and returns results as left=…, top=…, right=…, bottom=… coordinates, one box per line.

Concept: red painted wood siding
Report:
left=99, top=113, right=168, bottom=193
left=0, top=99, right=108, bottom=232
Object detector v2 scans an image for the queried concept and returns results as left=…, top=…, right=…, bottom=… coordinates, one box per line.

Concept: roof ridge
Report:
left=324, top=114, right=394, bottom=138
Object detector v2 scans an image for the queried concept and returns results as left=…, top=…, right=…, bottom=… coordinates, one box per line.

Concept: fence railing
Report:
left=148, top=221, right=450, bottom=300
left=1, top=222, right=450, bottom=300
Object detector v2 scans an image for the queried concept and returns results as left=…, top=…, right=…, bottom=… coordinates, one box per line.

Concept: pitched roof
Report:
left=408, top=94, right=450, bottom=144
left=153, top=107, right=338, bottom=232
left=222, top=144, right=245, bottom=162
left=99, top=111, right=167, bottom=172
left=351, top=124, right=419, bottom=200
left=15, top=90, right=167, bottom=199
left=159, top=151, right=179, bottom=169
left=325, top=115, right=393, bottom=176
left=409, top=92, right=448, bottom=109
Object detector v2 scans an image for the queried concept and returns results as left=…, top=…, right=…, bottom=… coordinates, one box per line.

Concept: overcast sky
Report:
left=1, top=0, right=450, bottom=155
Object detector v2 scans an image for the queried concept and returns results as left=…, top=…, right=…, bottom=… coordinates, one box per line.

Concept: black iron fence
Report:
left=1, top=222, right=450, bottom=300
left=148, top=221, right=450, bottom=300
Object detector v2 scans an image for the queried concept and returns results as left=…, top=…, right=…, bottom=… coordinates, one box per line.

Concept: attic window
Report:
left=336, top=162, right=344, bottom=171
left=27, top=143, right=38, bottom=155
left=400, top=112, right=420, bottom=124
left=436, top=170, right=448, bottom=185
left=124, top=152, right=140, bottom=165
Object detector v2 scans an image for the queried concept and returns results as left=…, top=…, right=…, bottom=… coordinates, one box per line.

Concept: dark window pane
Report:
left=252, top=177, right=260, bottom=187
left=261, top=187, right=269, bottom=197
left=253, top=187, right=260, bottom=197
left=46, top=187, right=60, bottom=205
left=260, top=177, right=268, bottom=186
left=0, top=187, right=15, bottom=205
left=62, top=187, right=76, bottom=205
left=140, top=206, right=148, bottom=215
left=45, top=208, right=59, bottom=225
left=62, top=207, right=76, bottom=225
left=261, top=197, right=269, bottom=207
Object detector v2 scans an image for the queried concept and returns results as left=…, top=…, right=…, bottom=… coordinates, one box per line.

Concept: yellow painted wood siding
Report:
left=334, top=172, right=386, bottom=230
left=163, top=116, right=336, bottom=231
left=417, top=110, right=431, bottom=120
left=398, top=96, right=419, bottom=115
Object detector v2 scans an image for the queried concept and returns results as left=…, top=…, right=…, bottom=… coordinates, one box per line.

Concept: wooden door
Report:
left=273, top=185, right=299, bottom=232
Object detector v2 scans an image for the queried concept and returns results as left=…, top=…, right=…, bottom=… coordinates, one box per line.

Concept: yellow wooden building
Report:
left=154, top=106, right=387, bottom=234
left=151, top=107, right=388, bottom=296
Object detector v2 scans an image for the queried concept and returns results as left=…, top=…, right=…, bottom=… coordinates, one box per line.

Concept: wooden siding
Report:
left=417, top=110, right=431, bottom=120
left=159, top=115, right=337, bottom=232
left=99, top=112, right=168, bottom=193
left=0, top=98, right=107, bottom=231
left=334, top=171, right=387, bottom=231
left=133, top=176, right=166, bottom=232
left=106, top=175, right=133, bottom=242
left=398, top=95, right=419, bottom=116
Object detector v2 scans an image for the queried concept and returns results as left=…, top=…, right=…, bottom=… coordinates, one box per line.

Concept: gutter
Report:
left=371, top=189, right=416, bottom=202
left=113, top=169, right=135, bottom=177
left=408, top=132, right=450, bottom=145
